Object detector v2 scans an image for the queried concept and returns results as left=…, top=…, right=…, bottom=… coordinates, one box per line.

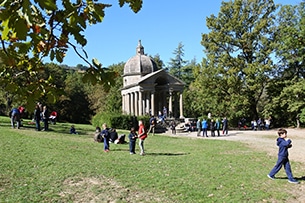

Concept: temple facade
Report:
left=121, top=40, right=185, bottom=118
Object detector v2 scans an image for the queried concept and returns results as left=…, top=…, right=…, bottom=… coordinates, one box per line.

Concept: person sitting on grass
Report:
left=94, top=126, right=103, bottom=142
left=109, top=128, right=118, bottom=143
left=70, top=125, right=78, bottom=134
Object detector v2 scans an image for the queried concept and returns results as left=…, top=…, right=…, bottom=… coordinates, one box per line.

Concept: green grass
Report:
left=0, top=116, right=303, bottom=202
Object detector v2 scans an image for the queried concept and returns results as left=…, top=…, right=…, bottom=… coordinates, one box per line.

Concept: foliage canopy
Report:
left=0, top=0, right=142, bottom=110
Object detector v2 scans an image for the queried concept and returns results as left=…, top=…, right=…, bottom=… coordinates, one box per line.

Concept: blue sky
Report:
left=60, top=0, right=301, bottom=68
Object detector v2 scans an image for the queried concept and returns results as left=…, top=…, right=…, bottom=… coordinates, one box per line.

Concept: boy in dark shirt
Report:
left=267, top=128, right=299, bottom=184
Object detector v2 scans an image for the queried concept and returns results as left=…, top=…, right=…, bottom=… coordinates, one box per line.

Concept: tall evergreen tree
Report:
left=168, top=42, right=188, bottom=80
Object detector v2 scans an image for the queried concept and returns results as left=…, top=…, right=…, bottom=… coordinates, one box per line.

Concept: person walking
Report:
left=267, top=128, right=299, bottom=184
left=147, top=115, right=156, bottom=136
left=128, top=127, right=138, bottom=154
left=138, top=120, right=147, bottom=156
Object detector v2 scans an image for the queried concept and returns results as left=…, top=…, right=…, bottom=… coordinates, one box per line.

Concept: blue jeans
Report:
left=11, top=113, right=21, bottom=129
left=129, top=140, right=136, bottom=153
left=36, top=119, right=41, bottom=131
left=202, top=128, right=207, bottom=137
left=43, top=119, right=48, bottom=131
left=269, top=156, right=294, bottom=181
left=104, top=138, right=109, bottom=151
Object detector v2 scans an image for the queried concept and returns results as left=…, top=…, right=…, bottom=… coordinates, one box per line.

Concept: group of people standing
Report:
left=196, top=117, right=228, bottom=137
left=9, top=103, right=50, bottom=131
left=94, top=120, right=148, bottom=156
left=34, top=102, right=49, bottom=131
left=250, top=117, right=272, bottom=131
left=129, top=120, right=147, bottom=155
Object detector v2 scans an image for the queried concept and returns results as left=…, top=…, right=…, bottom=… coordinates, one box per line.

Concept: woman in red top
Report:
left=138, top=120, right=147, bottom=156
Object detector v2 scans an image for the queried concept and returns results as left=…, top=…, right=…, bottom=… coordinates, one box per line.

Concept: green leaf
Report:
left=34, top=0, right=57, bottom=11
left=55, top=50, right=64, bottom=63
left=50, top=50, right=55, bottom=61
left=14, top=17, right=28, bottom=40
left=1, top=20, right=11, bottom=40
left=73, top=32, right=87, bottom=46
left=82, top=69, right=97, bottom=85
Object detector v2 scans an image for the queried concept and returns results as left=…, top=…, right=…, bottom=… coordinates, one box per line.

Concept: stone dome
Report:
left=123, top=40, right=158, bottom=76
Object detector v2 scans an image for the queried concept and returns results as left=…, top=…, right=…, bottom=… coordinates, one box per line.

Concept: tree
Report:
left=167, top=42, right=188, bottom=80
left=181, top=58, right=197, bottom=88
left=0, top=0, right=142, bottom=110
left=264, top=2, right=305, bottom=127
left=57, top=70, right=93, bottom=123
left=87, top=62, right=124, bottom=114
left=191, top=0, right=277, bottom=123
left=150, top=54, right=164, bottom=70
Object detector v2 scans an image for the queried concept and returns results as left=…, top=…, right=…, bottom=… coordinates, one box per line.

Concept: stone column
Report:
left=146, top=92, right=150, bottom=115
left=135, top=91, right=138, bottom=116
left=126, top=93, right=130, bottom=114
left=179, top=91, right=184, bottom=118
left=151, top=91, right=155, bottom=116
left=122, top=94, right=125, bottom=114
left=139, top=91, right=143, bottom=116
left=130, top=92, right=134, bottom=115
left=169, top=89, right=173, bottom=118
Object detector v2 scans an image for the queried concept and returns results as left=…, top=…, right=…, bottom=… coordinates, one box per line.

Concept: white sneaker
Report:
left=288, top=179, right=299, bottom=184
left=267, top=174, right=275, bottom=180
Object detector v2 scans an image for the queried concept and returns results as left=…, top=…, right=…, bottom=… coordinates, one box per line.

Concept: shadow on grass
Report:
left=19, top=123, right=94, bottom=136
left=110, top=147, right=129, bottom=152
left=275, top=176, right=305, bottom=182
left=145, top=152, right=189, bottom=156
left=295, top=176, right=305, bottom=181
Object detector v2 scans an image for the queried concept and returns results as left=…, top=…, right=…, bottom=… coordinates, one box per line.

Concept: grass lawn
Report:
left=0, top=116, right=303, bottom=202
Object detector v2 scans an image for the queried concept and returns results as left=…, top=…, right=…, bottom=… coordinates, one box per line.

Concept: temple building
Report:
left=121, top=40, right=185, bottom=118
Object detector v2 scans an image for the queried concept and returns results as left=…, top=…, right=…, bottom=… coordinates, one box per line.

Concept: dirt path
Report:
left=211, top=129, right=305, bottom=164
left=170, top=128, right=305, bottom=164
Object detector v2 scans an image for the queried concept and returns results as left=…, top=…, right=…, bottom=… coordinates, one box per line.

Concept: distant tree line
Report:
left=0, top=62, right=123, bottom=124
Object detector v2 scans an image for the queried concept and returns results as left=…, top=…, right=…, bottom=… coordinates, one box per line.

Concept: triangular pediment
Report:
left=137, top=69, right=185, bottom=86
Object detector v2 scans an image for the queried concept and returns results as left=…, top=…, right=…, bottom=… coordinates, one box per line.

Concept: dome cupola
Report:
left=123, top=40, right=158, bottom=77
